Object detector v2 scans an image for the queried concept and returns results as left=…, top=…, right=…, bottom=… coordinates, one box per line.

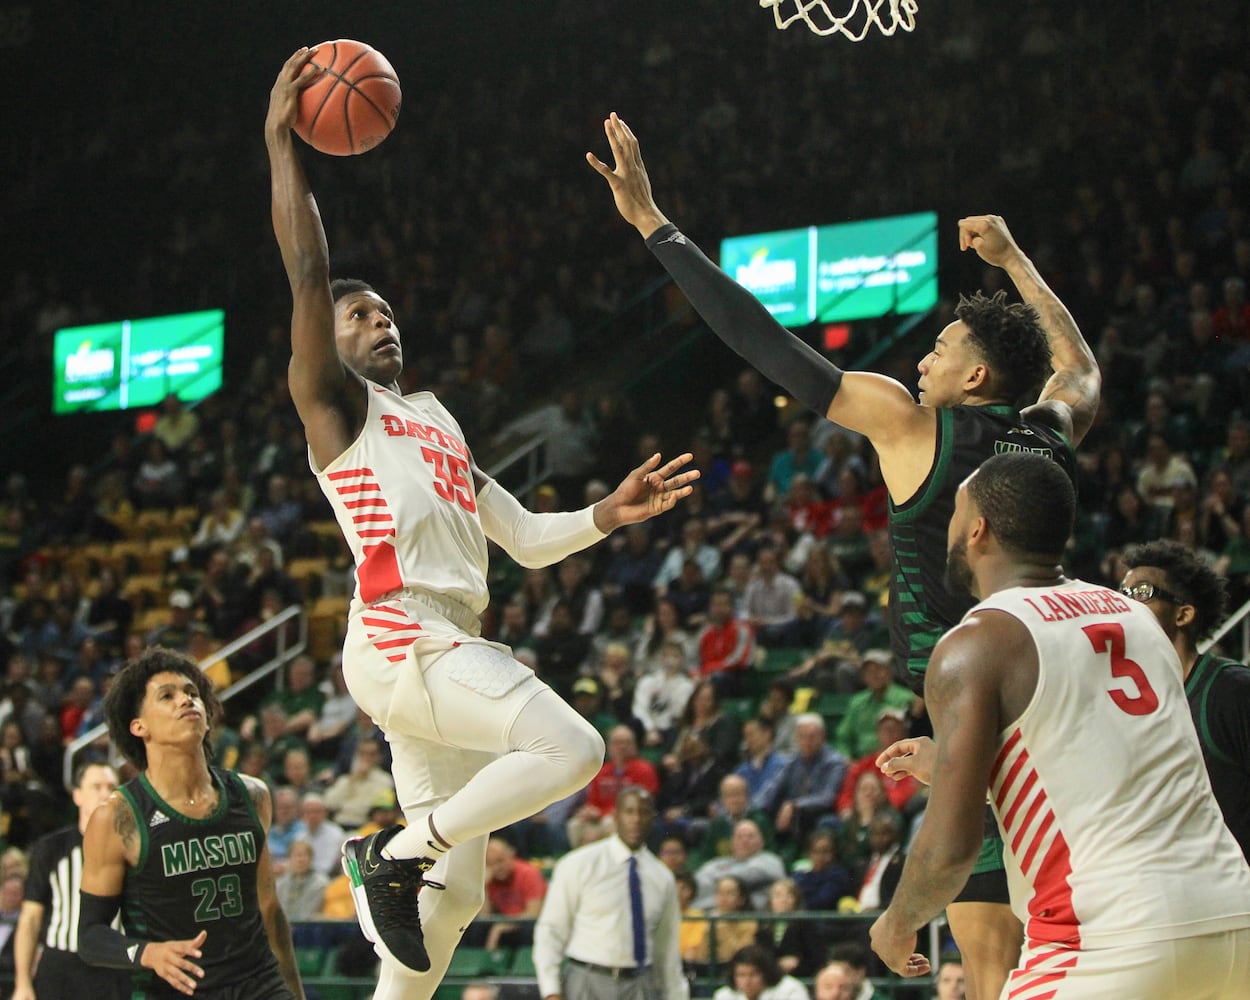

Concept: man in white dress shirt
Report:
left=533, top=787, right=688, bottom=1000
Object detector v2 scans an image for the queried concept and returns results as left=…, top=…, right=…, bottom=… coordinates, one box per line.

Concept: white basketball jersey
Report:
left=312, top=383, right=490, bottom=616
left=976, top=580, right=1250, bottom=950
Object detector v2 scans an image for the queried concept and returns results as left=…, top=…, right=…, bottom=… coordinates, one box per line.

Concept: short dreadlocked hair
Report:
left=955, top=290, right=1053, bottom=407
left=104, top=646, right=218, bottom=771
left=1122, top=540, right=1229, bottom=642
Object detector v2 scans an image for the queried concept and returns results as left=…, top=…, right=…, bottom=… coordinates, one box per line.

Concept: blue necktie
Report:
left=628, top=855, right=646, bottom=967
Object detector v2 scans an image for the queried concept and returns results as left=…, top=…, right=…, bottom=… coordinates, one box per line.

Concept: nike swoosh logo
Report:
left=361, top=846, right=381, bottom=876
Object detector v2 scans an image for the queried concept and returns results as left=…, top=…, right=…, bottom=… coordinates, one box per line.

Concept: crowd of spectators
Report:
left=0, top=0, right=1248, bottom=995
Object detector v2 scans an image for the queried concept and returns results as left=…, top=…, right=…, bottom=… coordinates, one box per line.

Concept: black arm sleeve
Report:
left=78, top=891, right=147, bottom=969
left=646, top=224, right=844, bottom=416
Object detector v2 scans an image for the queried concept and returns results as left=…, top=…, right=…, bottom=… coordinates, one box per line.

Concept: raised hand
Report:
left=586, top=113, right=671, bottom=239
left=958, top=214, right=1024, bottom=269
left=141, top=930, right=208, bottom=995
left=595, top=452, right=700, bottom=531
left=266, top=46, right=325, bottom=136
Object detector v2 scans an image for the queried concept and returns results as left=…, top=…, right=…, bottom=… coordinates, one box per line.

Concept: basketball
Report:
left=294, top=39, right=401, bottom=156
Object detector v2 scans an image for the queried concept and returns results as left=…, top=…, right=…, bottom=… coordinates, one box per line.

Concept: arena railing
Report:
left=1199, top=594, right=1250, bottom=663
left=62, top=602, right=307, bottom=790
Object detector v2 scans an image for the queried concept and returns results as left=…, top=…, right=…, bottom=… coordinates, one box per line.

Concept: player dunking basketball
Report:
left=589, top=113, right=1100, bottom=1000
left=266, top=50, right=699, bottom=999
left=871, top=453, right=1250, bottom=998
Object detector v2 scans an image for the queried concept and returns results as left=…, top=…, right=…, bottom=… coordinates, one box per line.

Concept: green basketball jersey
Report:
left=890, top=405, right=1077, bottom=686
left=116, top=767, right=281, bottom=991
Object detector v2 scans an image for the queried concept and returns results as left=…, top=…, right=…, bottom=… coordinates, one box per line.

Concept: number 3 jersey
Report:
left=116, top=767, right=281, bottom=990
left=975, top=580, right=1250, bottom=950
left=312, top=383, right=491, bottom=616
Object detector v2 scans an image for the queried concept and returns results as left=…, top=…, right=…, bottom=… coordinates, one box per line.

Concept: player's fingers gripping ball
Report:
left=294, top=39, right=401, bottom=156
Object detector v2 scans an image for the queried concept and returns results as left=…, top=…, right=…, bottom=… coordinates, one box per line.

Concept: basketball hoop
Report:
left=759, top=0, right=918, bottom=40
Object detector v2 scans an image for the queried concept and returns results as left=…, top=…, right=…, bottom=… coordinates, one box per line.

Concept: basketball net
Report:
left=760, top=0, right=918, bottom=40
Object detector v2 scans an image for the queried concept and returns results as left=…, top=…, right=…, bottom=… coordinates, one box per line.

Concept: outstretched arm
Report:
left=477, top=452, right=699, bottom=568
left=266, top=47, right=359, bottom=460
left=587, top=114, right=931, bottom=457
left=959, top=215, right=1101, bottom=445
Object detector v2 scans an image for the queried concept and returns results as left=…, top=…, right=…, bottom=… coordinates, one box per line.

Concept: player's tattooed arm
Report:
left=110, top=795, right=142, bottom=867
left=240, top=773, right=274, bottom=834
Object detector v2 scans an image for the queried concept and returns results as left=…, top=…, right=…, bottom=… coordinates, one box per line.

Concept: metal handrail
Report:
left=1198, top=594, right=1250, bottom=662
left=61, top=603, right=307, bottom=790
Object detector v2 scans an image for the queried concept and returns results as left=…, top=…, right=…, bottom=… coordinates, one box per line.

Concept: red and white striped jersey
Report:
left=311, top=383, right=490, bottom=616
left=975, top=580, right=1250, bottom=950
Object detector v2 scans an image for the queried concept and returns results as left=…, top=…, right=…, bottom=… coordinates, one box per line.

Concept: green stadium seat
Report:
left=445, top=946, right=491, bottom=977
left=510, top=947, right=538, bottom=976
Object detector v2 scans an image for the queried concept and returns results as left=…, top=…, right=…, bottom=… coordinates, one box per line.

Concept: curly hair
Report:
left=104, top=646, right=218, bottom=771
left=1122, top=539, right=1229, bottom=642
left=955, top=290, right=1053, bottom=407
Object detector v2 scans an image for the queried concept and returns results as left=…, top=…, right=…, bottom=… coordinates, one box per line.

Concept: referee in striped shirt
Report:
left=11, top=762, right=130, bottom=1000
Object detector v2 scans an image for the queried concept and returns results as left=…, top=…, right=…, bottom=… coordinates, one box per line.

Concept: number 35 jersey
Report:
left=117, top=768, right=280, bottom=991
left=313, top=383, right=491, bottom=615
left=975, top=581, right=1250, bottom=951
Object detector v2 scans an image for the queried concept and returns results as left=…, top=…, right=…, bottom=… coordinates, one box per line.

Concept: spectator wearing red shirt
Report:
left=835, top=708, right=922, bottom=819
left=473, top=837, right=548, bottom=950
left=697, top=588, right=755, bottom=698
left=566, top=725, right=659, bottom=847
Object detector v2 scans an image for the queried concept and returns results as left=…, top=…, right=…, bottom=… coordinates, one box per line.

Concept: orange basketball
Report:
left=294, top=39, right=401, bottom=156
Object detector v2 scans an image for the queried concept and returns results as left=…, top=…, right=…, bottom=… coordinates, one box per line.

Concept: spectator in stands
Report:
left=131, top=438, right=183, bottom=510
left=765, top=714, right=847, bottom=850
left=152, top=393, right=200, bottom=454
left=190, top=489, right=246, bottom=560
left=833, top=651, right=920, bottom=760
left=566, top=724, right=659, bottom=848
left=667, top=556, right=714, bottom=629
left=791, top=829, right=854, bottom=913
left=633, top=638, right=695, bottom=749
left=812, top=960, right=857, bottom=1000
left=836, top=709, right=922, bottom=820
left=657, top=732, right=725, bottom=840
left=754, top=877, right=827, bottom=979
left=684, top=874, right=759, bottom=972
left=1136, top=433, right=1199, bottom=514
left=602, top=522, right=665, bottom=617
left=307, top=653, right=356, bottom=765
left=474, top=836, right=547, bottom=951
left=634, top=596, right=695, bottom=676
left=234, top=515, right=285, bottom=573
left=275, top=837, right=329, bottom=922
left=531, top=554, right=604, bottom=638
left=767, top=420, right=822, bottom=504
left=741, top=548, right=804, bottom=649
left=262, top=654, right=324, bottom=740
left=296, top=792, right=348, bottom=876
left=837, top=771, right=898, bottom=877
left=735, top=716, right=790, bottom=816
left=853, top=811, right=904, bottom=914
left=276, top=746, right=317, bottom=799
left=85, top=567, right=133, bottom=656
left=58, top=676, right=95, bottom=743
left=757, top=680, right=799, bottom=757
left=714, top=943, right=811, bottom=1000
left=145, top=589, right=196, bottom=652
left=934, top=960, right=966, bottom=1000
left=697, top=589, right=755, bottom=697
left=532, top=598, right=592, bottom=698
left=251, top=473, right=303, bottom=549
left=667, top=679, right=742, bottom=775
left=655, top=517, right=722, bottom=595
left=693, top=820, right=787, bottom=911
left=813, top=594, right=891, bottom=682
left=658, top=834, right=691, bottom=875
left=695, top=773, right=777, bottom=868
left=322, top=737, right=395, bottom=830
